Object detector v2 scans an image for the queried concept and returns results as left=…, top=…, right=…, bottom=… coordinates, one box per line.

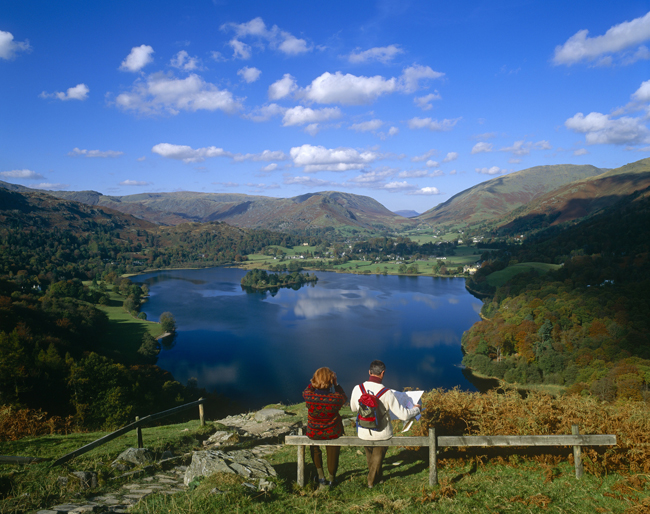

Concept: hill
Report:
left=35, top=188, right=417, bottom=233
left=415, top=164, right=605, bottom=227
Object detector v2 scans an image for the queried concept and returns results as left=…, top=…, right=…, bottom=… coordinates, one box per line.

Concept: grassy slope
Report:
left=486, top=262, right=562, bottom=288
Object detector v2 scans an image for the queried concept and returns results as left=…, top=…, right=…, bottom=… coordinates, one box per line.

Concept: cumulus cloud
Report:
left=442, top=151, right=458, bottom=163
left=388, top=126, right=399, bottom=136
left=238, top=66, right=261, bottom=83
left=0, top=169, right=45, bottom=180
left=348, top=45, right=404, bottom=64
left=408, top=117, right=460, bottom=131
left=245, top=103, right=286, bottom=122
left=120, top=45, right=154, bottom=72
left=261, top=163, right=278, bottom=172
left=0, top=30, right=31, bottom=60
left=398, top=169, right=430, bottom=178
left=553, top=11, right=650, bottom=66
left=171, top=50, right=201, bottom=71
left=412, top=149, right=436, bottom=162
left=408, top=186, right=441, bottom=195
left=565, top=111, right=650, bottom=145
left=414, top=92, right=441, bottom=111
left=302, top=71, right=397, bottom=105
left=399, top=65, right=444, bottom=93
left=232, top=149, right=287, bottom=162
left=268, top=74, right=298, bottom=100
left=347, top=168, right=396, bottom=186
left=471, top=142, right=493, bottom=154
left=152, top=143, right=232, bottom=163
left=574, top=148, right=589, bottom=156
left=382, top=181, right=415, bottom=191
left=284, top=175, right=335, bottom=187
left=500, top=140, right=552, bottom=156
left=426, top=160, right=439, bottom=168
left=290, top=144, right=382, bottom=172
left=282, top=106, right=341, bottom=126
left=120, top=180, right=151, bottom=186
left=68, top=148, right=123, bottom=158
left=40, top=83, right=89, bottom=101
left=349, top=119, right=383, bottom=132
left=632, top=79, right=650, bottom=102
left=476, top=166, right=505, bottom=175
left=221, top=17, right=311, bottom=59
left=115, top=72, right=242, bottom=115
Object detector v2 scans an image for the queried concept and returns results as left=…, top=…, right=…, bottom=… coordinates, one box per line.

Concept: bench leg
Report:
left=429, top=428, right=437, bottom=486
left=297, top=428, right=305, bottom=487
left=572, top=425, right=583, bottom=479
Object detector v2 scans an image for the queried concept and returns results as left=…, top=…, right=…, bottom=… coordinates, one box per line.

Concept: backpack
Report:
left=357, top=384, right=389, bottom=430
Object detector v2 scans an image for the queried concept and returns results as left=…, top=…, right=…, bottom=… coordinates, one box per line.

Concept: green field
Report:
left=486, top=262, right=562, bottom=288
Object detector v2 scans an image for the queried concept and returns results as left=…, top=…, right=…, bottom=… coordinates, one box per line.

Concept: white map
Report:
left=389, top=390, right=424, bottom=432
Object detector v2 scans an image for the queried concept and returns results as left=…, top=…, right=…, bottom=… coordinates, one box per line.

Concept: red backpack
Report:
left=357, top=384, right=389, bottom=430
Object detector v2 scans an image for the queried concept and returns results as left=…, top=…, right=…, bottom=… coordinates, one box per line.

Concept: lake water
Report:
left=135, top=268, right=484, bottom=410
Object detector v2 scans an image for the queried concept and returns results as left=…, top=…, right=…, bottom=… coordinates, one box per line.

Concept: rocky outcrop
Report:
left=184, top=449, right=277, bottom=486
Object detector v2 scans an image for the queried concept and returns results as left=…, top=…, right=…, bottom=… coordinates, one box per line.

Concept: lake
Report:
left=135, top=267, right=485, bottom=410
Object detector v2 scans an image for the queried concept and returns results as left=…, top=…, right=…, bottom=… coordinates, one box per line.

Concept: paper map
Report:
left=389, top=390, right=423, bottom=432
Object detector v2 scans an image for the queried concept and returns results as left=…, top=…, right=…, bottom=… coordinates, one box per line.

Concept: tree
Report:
left=159, top=312, right=176, bottom=333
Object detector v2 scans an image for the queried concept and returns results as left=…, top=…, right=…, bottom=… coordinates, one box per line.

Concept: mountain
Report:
left=30, top=189, right=416, bottom=232
left=415, top=164, right=606, bottom=227
left=497, top=158, right=650, bottom=233
left=394, top=210, right=420, bottom=218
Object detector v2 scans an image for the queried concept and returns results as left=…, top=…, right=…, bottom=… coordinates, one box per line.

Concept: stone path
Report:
left=36, top=411, right=295, bottom=514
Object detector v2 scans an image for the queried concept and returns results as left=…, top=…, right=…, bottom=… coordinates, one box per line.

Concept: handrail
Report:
left=52, top=398, right=205, bottom=467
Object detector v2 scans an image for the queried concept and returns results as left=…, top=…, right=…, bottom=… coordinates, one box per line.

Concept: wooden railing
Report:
left=51, top=398, right=205, bottom=467
left=285, top=425, right=617, bottom=486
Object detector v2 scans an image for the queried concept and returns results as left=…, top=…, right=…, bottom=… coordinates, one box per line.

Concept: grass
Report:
left=486, top=262, right=562, bottom=288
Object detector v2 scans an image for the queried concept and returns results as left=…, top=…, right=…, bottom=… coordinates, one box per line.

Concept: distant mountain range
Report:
left=2, top=157, right=650, bottom=236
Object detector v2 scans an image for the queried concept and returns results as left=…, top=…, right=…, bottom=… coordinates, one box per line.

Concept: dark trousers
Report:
left=364, top=446, right=388, bottom=487
left=310, top=445, right=341, bottom=478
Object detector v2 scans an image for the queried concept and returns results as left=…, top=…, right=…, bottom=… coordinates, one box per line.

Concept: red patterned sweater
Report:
left=303, top=383, right=347, bottom=440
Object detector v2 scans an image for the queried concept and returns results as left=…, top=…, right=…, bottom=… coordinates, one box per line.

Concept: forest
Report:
left=462, top=187, right=650, bottom=401
left=240, top=269, right=318, bottom=290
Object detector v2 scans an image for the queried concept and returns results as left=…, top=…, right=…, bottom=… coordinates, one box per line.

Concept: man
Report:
left=350, top=360, right=421, bottom=488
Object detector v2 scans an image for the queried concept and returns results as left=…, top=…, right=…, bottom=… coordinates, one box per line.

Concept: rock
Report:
left=254, top=408, right=285, bottom=422
left=204, top=430, right=237, bottom=446
left=258, top=478, right=276, bottom=492
left=71, top=471, right=98, bottom=489
left=184, top=450, right=276, bottom=486
left=112, top=448, right=154, bottom=467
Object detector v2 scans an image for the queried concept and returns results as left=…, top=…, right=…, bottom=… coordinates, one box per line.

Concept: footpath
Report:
left=37, top=409, right=299, bottom=514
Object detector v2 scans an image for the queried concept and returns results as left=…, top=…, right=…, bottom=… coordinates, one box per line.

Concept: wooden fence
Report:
left=285, top=425, right=617, bottom=486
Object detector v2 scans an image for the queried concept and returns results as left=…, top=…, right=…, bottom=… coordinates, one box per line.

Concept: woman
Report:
left=303, top=367, right=347, bottom=489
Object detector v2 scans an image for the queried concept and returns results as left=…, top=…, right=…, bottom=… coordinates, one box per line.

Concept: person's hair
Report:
left=369, top=360, right=385, bottom=376
left=311, top=367, right=336, bottom=389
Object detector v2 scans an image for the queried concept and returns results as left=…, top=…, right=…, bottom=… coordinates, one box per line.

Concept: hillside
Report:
left=415, top=164, right=605, bottom=227
left=39, top=189, right=417, bottom=232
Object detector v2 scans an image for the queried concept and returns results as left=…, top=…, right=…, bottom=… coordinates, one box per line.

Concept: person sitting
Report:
left=350, top=359, right=420, bottom=488
left=303, top=367, right=347, bottom=489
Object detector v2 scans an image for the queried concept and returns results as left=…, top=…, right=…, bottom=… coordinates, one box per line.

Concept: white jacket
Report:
left=350, top=380, right=420, bottom=441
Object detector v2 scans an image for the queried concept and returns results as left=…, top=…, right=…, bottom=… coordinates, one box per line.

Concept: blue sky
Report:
left=1, top=0, right=649, bottom=213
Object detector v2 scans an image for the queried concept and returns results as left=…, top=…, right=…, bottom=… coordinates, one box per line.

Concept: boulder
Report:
left=184, top=450, right=276, bottom=486
left=112, top=448, right=155, bottom=467
left=204, top=431, right=237, bottom=446
left=254, top=409, right=285, bottom=422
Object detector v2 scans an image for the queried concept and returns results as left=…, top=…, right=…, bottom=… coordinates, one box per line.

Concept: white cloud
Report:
left=565, top=111, right=650, bottom=145
left=348, top=168, right=396, bottom=185
left=68, top=148, right=123, bottom=158
left=388, top=126, right=399, bottom=136
left=303, top=71, right=397, bottom=105
left=414, top=92, right=441, bottom=111
left=632, top=79, right=650, bottom=102
left=290, top=144, right=382, bottom=172
left=246, top=103, right=286, bottom=122
left=152, top=143, right=232, bottom=163
left=0, top=30, right=30, bottom=60
left=408, top=117, right=460, bottom=131
left=238, top=66, right=261, bottom=83
left=349, top=119, right=383, bottom=132
left=442, top=151, right=458, bottom=163
left=115, top=72, right=242, bottom=115
left=232, top=150, right=288, bottom=162
left=32, top=182, right=69, bottom=190
left=476, top=166, right=505, bottom=175
left=213, top=181, right=240, bottom=187
left=268, top=74, right=298, bottom=100
left=412, top=149, right=436, bottom=162
left=282, top=106, right=341, bottom=126
left=40, top=83, right=89, bottom=101
left=210, top=51, right=226, bottom=62
left=348, top=45, right=404, bottom=64
left=120, top=45, right=154, bottom=72
left=426, top=160, right=439, bottom=168
left=284, top=175, right=334, bottom=187
left=553, top=11, right=650, bottom=66
left=382, top=181, right=415, bottom=191
left=574, top=148, right=588, bottom=156
left=120, top=180, right=151, bottom=186
left=137, top=156, right=146, bottom=161
left=221, top=17, right=311, bottom=58
left=399, top=65, right=444, bottom=93
left=398, top=169, right=430, bottom=178
left=408, top=186, right=441, bottom=195
left=305, top=123, right=321, bottom=136
left=500, top=140, right=551, bottom=156
left=171, top=50, right=201, bottom=71
left=261, top=163, right=278, bottom=172
left=0, top=169, right=45, bottom=180
left=245, top=182, right=280, bottom=190
left=471, top=142, right=493, bottom=154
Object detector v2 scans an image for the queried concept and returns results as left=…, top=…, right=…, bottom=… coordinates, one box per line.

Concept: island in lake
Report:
left=240, top=269, right=318, bottom=290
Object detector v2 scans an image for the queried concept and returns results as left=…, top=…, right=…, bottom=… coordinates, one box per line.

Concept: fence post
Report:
left=199, top=398, right=205, bottom=427
left=297, top=428, right=305, bottom=487
left=429, top=428, right=438, bottom=486
left=136, top=417, right=143, bottom=449
left=572, top=425, right=583, bottom=479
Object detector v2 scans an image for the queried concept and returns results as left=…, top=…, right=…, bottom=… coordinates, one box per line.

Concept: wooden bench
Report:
left=285, top=425, right=616, bottom=486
